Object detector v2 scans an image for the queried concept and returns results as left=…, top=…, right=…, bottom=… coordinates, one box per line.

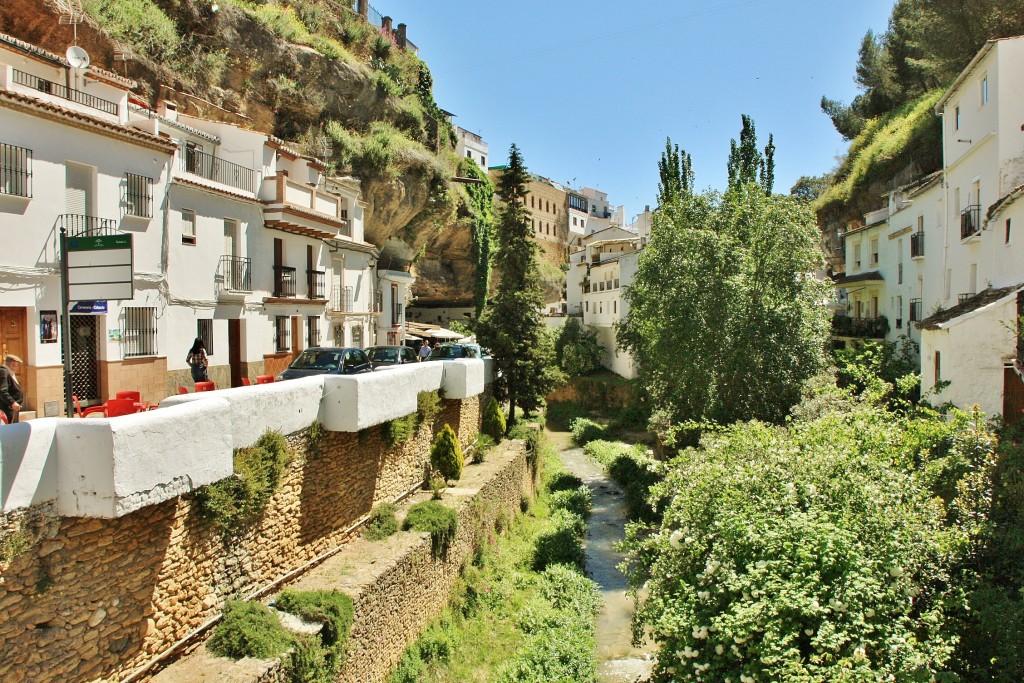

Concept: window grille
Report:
left=122, top=307, right=158, bottom=357
left=307, top=316, right=320, bottom=348
left=124, top=173, right=153, bottom=217
left=275, top=316, right=290, bottom=352
left=198, top=319, right=214, bottom=355
left=0, top=142, right=32, bottom=197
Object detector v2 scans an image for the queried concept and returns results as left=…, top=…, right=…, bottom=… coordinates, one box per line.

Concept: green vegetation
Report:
left=81, top=0, right=181, bottom=62
left=657, top=137, right=695, bottom=205
left=382, top=390, right=442, bottom=447
left=388, top=434, right=599, bottom=683
left=430, top=424, right=464, bottom=482
left=457, top=158, right=496, bottom=319
left=0, top=526, right=30, bottom=566
left=468, top=434, right=495, bottom=464
left=569, top=418, right=609, bottom=446
left=195, top=430, right=292, bottom=532
left=209, top=600, right=292, bottom=660
left=584, top=440, right=661, bottom=523
left=276, top=589, right=354, bottom=681
left=306, top=420, right=326, bottom=458
left=478, top=145, right=560, bottom=426
left=404, top=500, right=458, bottom=559
left=363, top=503, right=399, bottom=541
left=554, top=316, right=603, bottom=378
left=482, top=398, right=506, bottom=442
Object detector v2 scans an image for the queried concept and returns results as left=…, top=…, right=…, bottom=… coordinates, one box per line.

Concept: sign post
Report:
left=60, top=230, right=134, bottom=417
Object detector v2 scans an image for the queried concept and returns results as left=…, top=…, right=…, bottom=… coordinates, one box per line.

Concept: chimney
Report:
left=382, top=16, right=393, bottom=33
left=357, top=0, right=368, bottom=18
left=396, top=23, right=408, bottom=49
left=160, top=101, right=178, bottom=121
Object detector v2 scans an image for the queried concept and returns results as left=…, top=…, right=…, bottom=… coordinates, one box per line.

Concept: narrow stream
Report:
left=547, top=429, right=655, bottom=683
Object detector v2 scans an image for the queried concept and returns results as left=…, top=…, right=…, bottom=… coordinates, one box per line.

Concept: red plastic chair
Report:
left=72, top=394, right=106, bottom=418
left=105, top=398, right=141, bottom=417
left=195, top=381, right=215, bottom=392
left=256, top=375, right=274, bottom=384
left=177, top=386, right=189, bottom=395
left=241, top=377, right=251, bottom=386
left=0, top=411, right=7, bottom=425
left=115, top=391, right=141, bottom=402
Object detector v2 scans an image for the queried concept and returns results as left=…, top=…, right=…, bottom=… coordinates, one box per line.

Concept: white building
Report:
left=0, top=34, right=402, bottom=414
left=454, top=126, right=488, bottom=169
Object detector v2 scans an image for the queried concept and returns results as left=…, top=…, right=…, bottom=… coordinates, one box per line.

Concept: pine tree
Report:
left=657, top=137, right=694, bottom=206
left=477, top=144, right=556, bottom=427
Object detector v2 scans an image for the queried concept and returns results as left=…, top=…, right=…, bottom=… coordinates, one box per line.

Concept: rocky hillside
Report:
left=0, top=0, right=485, bottom=304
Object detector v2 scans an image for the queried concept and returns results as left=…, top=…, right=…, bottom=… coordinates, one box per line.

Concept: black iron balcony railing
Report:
left=961, top=204, right=981, bottom=239
left=1, top=142, right=32, bottom=198
left=59, top=214, right=118, bottom=237
left=220, top=255, right=251, bottom=291
left=307, top=269, right=326, bottom=299
left=181, top=147, right=257, bottom=193
left=909, top=299, right=923, bottom=323
left=831, top=315, right=889, bottom=339
left=910, top=231, right=925, bottom=258
left=273, top=265, right=296, bottom=297
left=12, top=68, right=119, bottom=117
left=330, top=285, right=354, bottom=312
left=958, top=292, right=975, bottom=304
left=123, top=173, right=153, bottom=218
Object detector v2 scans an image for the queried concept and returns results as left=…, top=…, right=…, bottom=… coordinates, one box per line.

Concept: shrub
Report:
left=554, top=316, right=604, bottom=376
left=363, top=504, right=399, bottom=541
left=417, top=390, right=441, bottom=425
left=275, top=589, right=354, bottom=659
left=469, top=434, right=495, bottom=464
left=195, top=430, right=292, bottom=531
left=548, top=508, right=586, bottom=540
left=584, top=440, right=662, bottom=522
left=569, top=418, right=607, bottom=446
left=404, top=500, right=458, bottom=558
left=544, top=401, right=589, bottom=432
left=482, top=397, right=506, bottom=441
left=289, top=635, right=332, bottom=683
left=533, top=524, right=584, bottom=571
left=208, top=600, right=291, bottom=660
left=382, top=415, right=414, bottom=447
left=430, top=424, right=464, bottom=482
left=547, top=472, right=584, bottom=493
left=548, top=486, right=592, bottom=519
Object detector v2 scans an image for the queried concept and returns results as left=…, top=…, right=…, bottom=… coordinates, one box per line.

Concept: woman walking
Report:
left=186, top=338, right=209, bottom=383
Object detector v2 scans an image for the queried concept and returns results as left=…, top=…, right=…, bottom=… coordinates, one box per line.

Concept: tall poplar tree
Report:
left=477, top=144, right=555, bottom=427
left=657, top=137, right=694, bottom=205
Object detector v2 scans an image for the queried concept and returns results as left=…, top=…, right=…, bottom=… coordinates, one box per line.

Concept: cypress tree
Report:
left=477, top=144, right=555, bottom=427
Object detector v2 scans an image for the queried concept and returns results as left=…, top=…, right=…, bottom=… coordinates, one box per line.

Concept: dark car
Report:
left=426, top=343, right=482, bottom=361
left=365, top=345, right=418, bottom=368
left=276, top=347, right=372, bottom=380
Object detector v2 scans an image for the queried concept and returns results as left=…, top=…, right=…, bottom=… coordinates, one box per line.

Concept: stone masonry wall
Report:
left=0, top=394, right=484, bottom=683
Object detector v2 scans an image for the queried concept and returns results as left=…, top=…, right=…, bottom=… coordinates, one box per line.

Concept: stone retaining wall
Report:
left=0, top=395, right=484, bottom=683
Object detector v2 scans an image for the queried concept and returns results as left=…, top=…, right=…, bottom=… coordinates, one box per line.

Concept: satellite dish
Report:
left=66, top=45, right=90, bottom=69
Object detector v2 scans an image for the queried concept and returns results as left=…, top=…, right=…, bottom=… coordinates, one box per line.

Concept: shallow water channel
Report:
left=547, top=429, right=655, bottom=683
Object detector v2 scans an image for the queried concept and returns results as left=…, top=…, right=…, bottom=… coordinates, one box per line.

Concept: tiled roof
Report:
left=987, top=184, right=1024, bottom=221
left=0, top=32, right=136, bottom=88
left=916, top=285, right=1022, bottom=330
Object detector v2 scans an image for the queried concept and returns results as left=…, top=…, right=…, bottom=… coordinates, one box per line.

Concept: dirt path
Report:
left=548, top=429, right=654, bottom=683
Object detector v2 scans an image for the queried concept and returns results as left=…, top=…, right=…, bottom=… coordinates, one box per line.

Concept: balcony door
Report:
left=65, top=161, right=95, bottom=218
left=332, top=257, right=344, bottom=311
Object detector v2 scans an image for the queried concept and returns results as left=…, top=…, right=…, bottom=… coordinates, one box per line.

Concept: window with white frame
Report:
left=123, top=307, right=158, bottom=357
left=181, top=208, right=196, bottom=245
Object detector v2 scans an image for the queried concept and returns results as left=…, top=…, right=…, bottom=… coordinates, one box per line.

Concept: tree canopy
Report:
left=617, top=184, right=831, bottom=430
left=657, top=137, right=695, bottom=206
left=477, top=144, right=558, bottom=425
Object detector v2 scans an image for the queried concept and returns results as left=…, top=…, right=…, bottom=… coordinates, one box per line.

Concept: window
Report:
left=870, top=238, right=879, bottom=265
left=307, top=316, right=320, bottom=348
left=896, top=295, right=903, bottom=329
left=197, top=319, right=213, bottom=356
left=955, top=105, right=961, bottom=130
left=480, top=155, right=486, bottom=166
left=124, top=173, right=153, bottom=217
left=1006, top=218, right=1012, bottom=244
left=275, top=316, right=290, bottom=352
left=853, top=243, right=862, bottom=270
left=613, top=301, right=617, bottom=315
left=181, top=209, right=196, bottom=245
left=981, top=75, right=988, bottom=105
left=1, top=141, right=32, bottom=197
left=351, top=323, right=363, bottom=348
left=122, top=307, right=158, bottom=357
left=585, top=301, right=589, bottom=313
left=934, top=351, right=941, bottom=386
left=465, top=150, right=472, bottom=158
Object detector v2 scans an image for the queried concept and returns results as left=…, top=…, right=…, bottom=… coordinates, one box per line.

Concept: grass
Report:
left=387, top=434, right=599, bottom=682
left=363, top=504, right=399, bottom=541
left=404, top=500, right=458, bottom=559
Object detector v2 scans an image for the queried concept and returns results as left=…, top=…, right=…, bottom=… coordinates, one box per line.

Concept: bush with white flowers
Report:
left=623, top=406, right=995, bottom=682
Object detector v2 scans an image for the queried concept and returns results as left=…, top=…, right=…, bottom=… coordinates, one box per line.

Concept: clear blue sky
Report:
left=381, top=0, right=896, bottom=221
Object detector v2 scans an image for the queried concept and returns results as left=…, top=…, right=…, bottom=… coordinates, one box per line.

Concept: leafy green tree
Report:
left=617, top=185, right=831, bottom=429
left=726, top=115, right=762, bottom=189
left=790, top=174, right=833, bottom=202
left=554, top=316, right=603, bottom=377
left=657, top=137, right=694, bottom=205
left=477, top=145, right=558, bottom=426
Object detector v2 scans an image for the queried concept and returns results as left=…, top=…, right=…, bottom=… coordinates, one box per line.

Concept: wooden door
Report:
left=291, top=316, right=302, bottom=355
left=228, top=319, right=242, bottom=387
left=1004, top=366, right=1024, bottom=427
left=0, top=308, right=28, bottom=404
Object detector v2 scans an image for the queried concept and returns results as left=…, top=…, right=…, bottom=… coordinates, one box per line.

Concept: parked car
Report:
left=426, top=343, right=482, bottom=360
left=276, top=347, right=372, bottom=380
left=365, top=345, right=418, bottom=368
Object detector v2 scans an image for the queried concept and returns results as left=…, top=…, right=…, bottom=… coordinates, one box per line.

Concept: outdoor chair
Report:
left=105, top=398, right=141, bottom=417
left=241, top=377, right=251, bottom=386
left=115, top=391, right=141, bottom=402
left=256, top=375, right=274, bottom=384
left=72, top=394, right=106, bottom=418
left=195, top=381, right=216, bottom=392
left=177, top=386, right=189, bottom=395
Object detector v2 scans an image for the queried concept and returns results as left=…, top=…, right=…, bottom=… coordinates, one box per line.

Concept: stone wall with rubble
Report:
left=0, top=395, right=484, bottom=683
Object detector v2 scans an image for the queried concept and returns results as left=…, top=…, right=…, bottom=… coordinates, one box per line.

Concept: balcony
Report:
left=831, top=315, right=889, bottom=339
left=219, top=256, right=251, bottom=292
left=181, top=148, right=257, bottom=194
left=12, top=69, right=119, bottom=117
left=58, top=214, right=118, bottom=237
left=909, top=299, right=923, bottom=323
left=960, top=205, right=981, bottom=239
left=910, top=231, right=925, bottom=258
left=958, top=292, right=975, bottom=305
left=307, top=270, right=326, bottom=300
left=273, top=265, right=297, bottom=297
left=1, top=141, right=32, bottom=198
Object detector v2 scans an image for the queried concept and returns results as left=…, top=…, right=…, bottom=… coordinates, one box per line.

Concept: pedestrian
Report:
left=0, top=353, right=25, bottom=424
left=186, top=337, right=209, bottom=383
left=418, top=340, right=432, bottom=361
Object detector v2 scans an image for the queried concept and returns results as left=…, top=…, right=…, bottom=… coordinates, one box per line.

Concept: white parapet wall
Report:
left=56, top=398, right=234, bottom=518
left=320, top=363, right=444, bottom=432
left=1, top=418, right=60, bottom=513
left=440, top=359, right=485, bottom=400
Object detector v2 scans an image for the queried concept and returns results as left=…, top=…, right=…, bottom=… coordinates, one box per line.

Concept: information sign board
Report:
left=66, top=234, right=134, bottom=301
